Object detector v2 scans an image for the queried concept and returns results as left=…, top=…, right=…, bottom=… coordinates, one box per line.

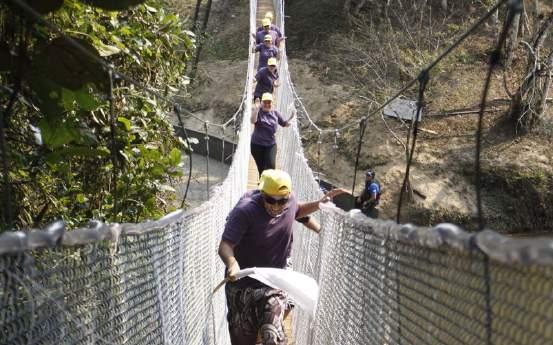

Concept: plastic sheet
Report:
left=236, top=267, right=319, bottom=317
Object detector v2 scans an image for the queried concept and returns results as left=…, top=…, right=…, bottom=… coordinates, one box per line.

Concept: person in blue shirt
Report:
left=355, top=169, right=381, bottom=218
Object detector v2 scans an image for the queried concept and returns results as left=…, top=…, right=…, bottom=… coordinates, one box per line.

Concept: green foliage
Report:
left=79, top=0, right=147, bottom=11
left=455, top=48, right=477, bottom=65
left=0, top=0, right=195, bottom=230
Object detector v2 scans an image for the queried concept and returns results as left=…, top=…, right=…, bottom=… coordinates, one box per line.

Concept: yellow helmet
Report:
left=262, top=18, right=271, bottom=27
left=267, top=57, right=277, bottom=66
left=259, top=169, right=292, bottom=196
left=263, top=34, right=272, bottom=42
left=261, top=93, right=273, bottom=102
left=264, top=12, right=274, bottom=21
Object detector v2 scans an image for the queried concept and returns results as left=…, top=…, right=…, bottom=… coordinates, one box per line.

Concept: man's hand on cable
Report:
left=363, top=199, right=377, bottom=209
left=320, top=188, right=348, bottom=204
left=287, top=103, right=294, bottom=112
left=284, top=106, right=296, bottom=125
left=226, top=259, right=241, bottom=282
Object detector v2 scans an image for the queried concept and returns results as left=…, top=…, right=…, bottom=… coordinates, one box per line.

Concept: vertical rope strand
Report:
left=393, top=240, right=403, bottom=344
left=107, top=69, right=118, bottom=222
left=232, top=117, right=237, bottom=155
left=316, top=131, right=322, bottom=186
left=204, top=121, right=210, bottom=198
left=332, top=129, right=339, bottom=167
left=0, top=87, right=18, bottom=228
left=396, top=70, right=429, bottom=223
left=475, top=0, right=521, bottom=231
left=351, top=118, right=368, bottom=199
left=483, top=252, right=492, bottom=345
left=174, top=105, right=193, bottom=208
left=477, top=3, right=521, bottom=345
left=221, top=125, right=226, bottom=181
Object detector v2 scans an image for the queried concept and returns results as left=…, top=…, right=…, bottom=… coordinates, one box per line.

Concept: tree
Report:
left=509, top=10, right=553, bottom=132
left=0, top=0, right=195, bottom=230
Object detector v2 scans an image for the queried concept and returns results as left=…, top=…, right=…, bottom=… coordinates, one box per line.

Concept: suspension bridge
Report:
left=2, top=0, right=553, bottom=344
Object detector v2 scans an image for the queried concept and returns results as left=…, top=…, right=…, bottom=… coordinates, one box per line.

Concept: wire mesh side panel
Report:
left=289, top=208, right=553, bottom=345
left=0, top=232, right=171, bottom=345
left=0, top=209, right=222, bottom=345
left=391, top=240, right=488, bottom=344
left=0, top=0, right=257, bottom=344
left=272, top=1, right=553, bottom=345
left=488, top=261, right=553, bottom=344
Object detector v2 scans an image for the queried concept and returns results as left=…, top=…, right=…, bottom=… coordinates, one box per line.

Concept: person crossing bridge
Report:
left=219, top=169, right=346, bottom=345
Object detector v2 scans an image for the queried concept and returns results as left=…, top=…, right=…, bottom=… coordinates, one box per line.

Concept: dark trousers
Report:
left=251, top=143, right=277, bottom=176
left=225, top=283, right=288, bottom=345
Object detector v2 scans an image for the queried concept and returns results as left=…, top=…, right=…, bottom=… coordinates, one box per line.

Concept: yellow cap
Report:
left=261, top=92, right=273, bottom=102
left=262, top=18, right=271, bottom=26
left=264, top=12, right=274, bottom=21
left=263, top=34, right=272, bottom=42
left=267, top=57, right=277, bottom=66
left=259, top=169, right=292, bottom=196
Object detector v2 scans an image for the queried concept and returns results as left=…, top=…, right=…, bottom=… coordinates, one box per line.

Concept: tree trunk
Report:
left=190, top=0, right=213, bottom=82
left=200, top=0, right=213, bottom=32
left=353, top=0, right=367, bottom=16
left=343, top=0, right=353, bottom=25
left=191, top=0, right=203, bottom=31
left=505, top=11, right=521, bottom=68
left=528, top=0, right=540, bottom=37
left=510, top=12, right=553, bottom=131
left=490, top=6, right=499, bottom=36
left=537, top=51, right=553, bottom=123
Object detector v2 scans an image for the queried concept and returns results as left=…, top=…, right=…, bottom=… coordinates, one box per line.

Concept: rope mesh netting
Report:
left=2, top=0, right=553, bottom=344
left=271, top=1, right=553, bottom=345
left=0, top=0, right=256, bottom=342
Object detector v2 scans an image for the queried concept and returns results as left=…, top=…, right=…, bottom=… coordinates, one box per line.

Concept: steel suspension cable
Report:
left=174, top=105, right=193, bottom=208
left=107, top=69, right=119, bottom=222
left=475, top=0, right=522, bottom=231
left=351, top=118, right=368, bottom=199
left=396, top=70, right=429, bottom=223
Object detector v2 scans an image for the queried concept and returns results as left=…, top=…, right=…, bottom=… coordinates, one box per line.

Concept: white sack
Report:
left=235, top=267, right=319, bottom=317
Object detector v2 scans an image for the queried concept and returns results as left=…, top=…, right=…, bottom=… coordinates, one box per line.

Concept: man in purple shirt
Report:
left=255, top=20, right=281, bottom=48
left=218, top=169, right=345, bottom=345
left=256, top=15, right=283, bottom=40
left=253, top=35, right=279, bottom=71
left=254, top=57, right=279, bottom=106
